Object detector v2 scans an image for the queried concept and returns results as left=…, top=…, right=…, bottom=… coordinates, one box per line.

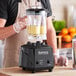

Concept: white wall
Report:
left=50, top=0, right=76, bottom=20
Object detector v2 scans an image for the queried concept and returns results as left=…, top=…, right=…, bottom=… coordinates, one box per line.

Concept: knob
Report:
left=27, top=42, right=32, bottom=46
left=27, top=41, right=31, bottom=44
left=47, top=60, right=50, bottom=64
left=41, top=42, right=46, bottom=46
left=32, top=43, right=36, bottom=47
left=36, top=61, right=39, bottom=64
left=36, top=41, right=41, bottom=46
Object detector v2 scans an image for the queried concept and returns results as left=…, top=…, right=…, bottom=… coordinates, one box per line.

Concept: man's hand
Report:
left=54, top=55, right=68, bottom=66
left=57, top=56, right=68, bottom=66
left=13, top=16, right=27, bottom=33
left=54, top=55, right=58, bottom=65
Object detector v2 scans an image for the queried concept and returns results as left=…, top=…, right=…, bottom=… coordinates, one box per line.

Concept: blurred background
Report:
left=0, top=0, right=76, bottom=68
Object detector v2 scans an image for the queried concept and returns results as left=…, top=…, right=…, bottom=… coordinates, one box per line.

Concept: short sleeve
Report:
left=17, top=0, right=21, bottom=2
left=41, top=0, right=52, bottom=17
left=0, top=0, right=8, bottom=19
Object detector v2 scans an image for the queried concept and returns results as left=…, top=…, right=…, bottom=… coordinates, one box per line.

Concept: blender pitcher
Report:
left=26, top=8, right=47, bottom=41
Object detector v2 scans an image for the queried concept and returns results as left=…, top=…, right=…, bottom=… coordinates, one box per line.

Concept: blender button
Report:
left=47, top=60, right=50, bottom=63
left=36, top=61, right=39, bottom=64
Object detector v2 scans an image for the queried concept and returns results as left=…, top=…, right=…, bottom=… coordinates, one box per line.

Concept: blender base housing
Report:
left=19, top=42, right=55, bottom=73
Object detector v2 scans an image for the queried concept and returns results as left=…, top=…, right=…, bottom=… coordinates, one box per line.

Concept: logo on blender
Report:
left=38, top=51, right=49, bottom=55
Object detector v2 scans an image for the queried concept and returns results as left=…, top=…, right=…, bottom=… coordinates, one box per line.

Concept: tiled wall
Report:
left=50, top=0, right=76, bottom=20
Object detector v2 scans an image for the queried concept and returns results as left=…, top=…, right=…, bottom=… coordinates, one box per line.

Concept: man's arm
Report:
left=0, top=19, right=16, bottom=40
left=0, top=17, right=26, bottom=40
left=46, top=16, right=57, bottom=53
left=0, top=26, right=16, bottom=40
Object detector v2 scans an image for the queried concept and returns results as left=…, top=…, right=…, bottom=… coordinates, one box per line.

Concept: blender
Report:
left=26, top=8, right=47, bottom=42
left=19, top=0, right=55, bottom=73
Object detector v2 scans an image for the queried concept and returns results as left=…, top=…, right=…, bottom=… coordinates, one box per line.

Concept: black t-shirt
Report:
left=0, top=0, right=52, bottom=27
left=39, top=0, right=52, bottom=17
left=0, top=0, right=18, bottom=27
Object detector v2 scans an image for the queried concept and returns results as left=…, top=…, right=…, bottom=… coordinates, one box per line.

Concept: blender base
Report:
left=19, top=41, right=55, bottom=73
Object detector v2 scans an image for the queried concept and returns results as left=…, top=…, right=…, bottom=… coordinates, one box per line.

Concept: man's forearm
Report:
left=46, top=17, right=57, bottom=53
left=0, top=25, right=16, bottom=40
left=47, top=27, right=57, bottom=53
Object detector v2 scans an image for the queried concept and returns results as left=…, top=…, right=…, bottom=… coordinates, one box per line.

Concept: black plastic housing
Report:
left=19, top=42, right=55, bottom=73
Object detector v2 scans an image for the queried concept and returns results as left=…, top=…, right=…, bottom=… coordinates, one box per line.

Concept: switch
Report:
left=36, top=61, right=39, bottom=64
left=47, top=60, right=50, bottom=64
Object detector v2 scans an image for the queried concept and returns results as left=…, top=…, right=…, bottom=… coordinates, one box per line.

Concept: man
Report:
left=0, top=0, right=57, bottom=67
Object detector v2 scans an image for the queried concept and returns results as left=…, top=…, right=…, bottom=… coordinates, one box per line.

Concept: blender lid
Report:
left=26, top=8, right=45, bottom=12
left=26, top=8, right=46, bottom=15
